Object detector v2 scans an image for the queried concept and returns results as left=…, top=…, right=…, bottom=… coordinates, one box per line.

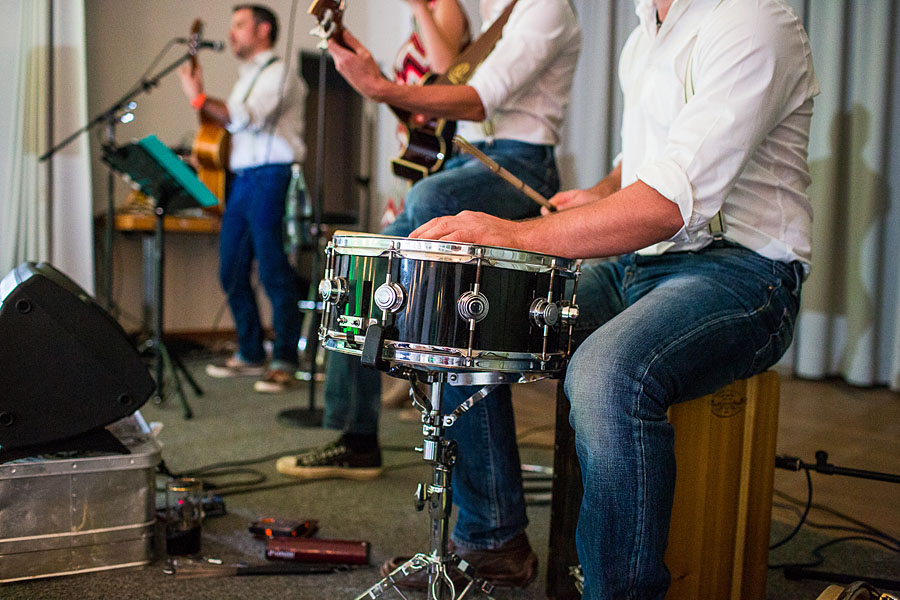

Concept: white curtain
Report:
left=789, top=1, right=900, bottom=391
left=558, top=0, right=900, bottom=391
left=0, top=0, right=93, bottom=292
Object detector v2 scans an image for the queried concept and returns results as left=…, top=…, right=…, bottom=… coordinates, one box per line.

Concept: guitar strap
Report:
left=242, top=55, right=279, bottom=103
left=432, top=0, right=520, bottom=87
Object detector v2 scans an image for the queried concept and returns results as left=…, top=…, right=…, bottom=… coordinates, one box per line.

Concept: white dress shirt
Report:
left=621, top=0, right=819, bottom=265
left=226, top=50, right=307, bottom=171
left=457, top=0, right=581, bottom=146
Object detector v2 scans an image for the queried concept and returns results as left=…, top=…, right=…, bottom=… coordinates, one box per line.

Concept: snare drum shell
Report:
left=322, top=237, right=575, bottom=370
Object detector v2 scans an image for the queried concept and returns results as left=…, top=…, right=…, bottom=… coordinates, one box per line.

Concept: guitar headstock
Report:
left=188, top=18, right=203, bottom=72
left=308, top=0, right=346, bottom=49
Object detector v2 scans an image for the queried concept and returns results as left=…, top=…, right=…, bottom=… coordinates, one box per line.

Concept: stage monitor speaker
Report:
left=0, top=262, right=155, bottom=458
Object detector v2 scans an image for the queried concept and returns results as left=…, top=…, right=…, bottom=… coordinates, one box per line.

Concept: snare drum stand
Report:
left=355, top=372, right=499, bottom=600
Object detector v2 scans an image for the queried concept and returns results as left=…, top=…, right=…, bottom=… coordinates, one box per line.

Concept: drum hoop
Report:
left=331, top=233, right=578, bottom=275
left=321, top=332, right=568, bottom=373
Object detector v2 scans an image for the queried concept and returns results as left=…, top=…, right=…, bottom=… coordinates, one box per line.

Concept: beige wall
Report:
left=83, top=0, right=435, bottom=333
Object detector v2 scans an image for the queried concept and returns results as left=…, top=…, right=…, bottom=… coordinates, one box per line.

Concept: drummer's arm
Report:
left=411, top=178, right=683, bottom=259
left=526, top=180, right=683, bottom=258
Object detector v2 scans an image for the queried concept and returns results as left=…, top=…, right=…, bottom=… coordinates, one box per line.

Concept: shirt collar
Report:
left=634, top=0, right=696, bottom=39
left=239, top=49, right=276, bottom=76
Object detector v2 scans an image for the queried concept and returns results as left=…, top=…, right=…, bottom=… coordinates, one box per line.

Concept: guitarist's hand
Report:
left=328, top=29, right=389, bottom=101
left=177, top=62, right=205, bottom=104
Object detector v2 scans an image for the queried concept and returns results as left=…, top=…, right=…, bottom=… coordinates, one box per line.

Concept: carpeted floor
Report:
left=2, top=352, right=898, bottom=599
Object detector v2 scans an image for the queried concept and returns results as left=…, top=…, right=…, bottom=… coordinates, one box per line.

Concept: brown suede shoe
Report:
left=379, top=532, right=538, bottom=590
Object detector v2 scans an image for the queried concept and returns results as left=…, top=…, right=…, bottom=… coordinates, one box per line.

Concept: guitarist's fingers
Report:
left=339, top=28, right=366, bottom=54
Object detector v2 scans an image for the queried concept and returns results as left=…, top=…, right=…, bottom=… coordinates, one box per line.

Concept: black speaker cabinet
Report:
left=0, top=262, right=155, bottom=458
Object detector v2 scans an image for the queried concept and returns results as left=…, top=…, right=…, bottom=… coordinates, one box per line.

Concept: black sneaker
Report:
left=275, top=438, right=383, bottom=481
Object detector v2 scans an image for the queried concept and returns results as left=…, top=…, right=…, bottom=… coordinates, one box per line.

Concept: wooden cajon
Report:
left=547, top=371, right=780, bottom=600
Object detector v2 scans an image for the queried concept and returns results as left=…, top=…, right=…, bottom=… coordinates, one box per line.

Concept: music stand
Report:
left=102, top=134, right=218, bottom=419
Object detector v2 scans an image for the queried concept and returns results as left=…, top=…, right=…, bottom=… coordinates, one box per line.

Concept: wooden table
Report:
left=101, top=211, right=221, bottom=335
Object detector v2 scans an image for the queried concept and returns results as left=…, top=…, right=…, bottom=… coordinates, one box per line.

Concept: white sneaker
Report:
left=205, top=355, right=267, bottom=378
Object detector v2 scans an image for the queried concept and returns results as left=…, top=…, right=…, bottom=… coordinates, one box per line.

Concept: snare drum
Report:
left=318, top=233, right=580, bottom=375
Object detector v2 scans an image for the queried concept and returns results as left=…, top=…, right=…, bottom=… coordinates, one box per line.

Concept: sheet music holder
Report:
left=103, top=134, right=218, bottom=212
left=102, top=135, right=218, bottom=418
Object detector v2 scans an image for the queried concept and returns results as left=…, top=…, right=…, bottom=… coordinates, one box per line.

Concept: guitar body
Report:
left=308, top=1, right=456, bottom=182
left=192, top=118, right=230, bottom=214
left=390, top=75, right=457, bottom=182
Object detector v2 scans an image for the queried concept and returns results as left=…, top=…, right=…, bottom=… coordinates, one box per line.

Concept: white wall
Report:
left=83, top=0, right=426, bottom=333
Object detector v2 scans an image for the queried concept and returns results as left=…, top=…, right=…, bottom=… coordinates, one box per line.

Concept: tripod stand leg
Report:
left=157, top=342, right=194, bottom=419
left=353, top=377, right=497, bottom=600
left=170, top=349, right=203, bottom=396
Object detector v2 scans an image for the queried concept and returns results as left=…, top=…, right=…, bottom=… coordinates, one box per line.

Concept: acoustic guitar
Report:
left=308, top=0, right=455, bottom=182
left=188, top=19, right=230, bottom=213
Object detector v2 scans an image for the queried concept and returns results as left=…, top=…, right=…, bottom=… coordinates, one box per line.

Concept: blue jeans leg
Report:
left=221, top=165, right=301, bottom=366
left=442, top=383, right=529, bottom=549
left=565, top=247, right=802, bottom=599
left=220, top=175, right=264, bottom=364
left=384, top=140, right=557, bottom=236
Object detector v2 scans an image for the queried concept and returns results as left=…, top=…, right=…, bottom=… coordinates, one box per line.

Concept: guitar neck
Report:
left=327, top=25, right=413, bottom=123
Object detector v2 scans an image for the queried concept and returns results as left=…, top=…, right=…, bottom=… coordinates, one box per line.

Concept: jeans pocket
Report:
left=745, top=286, right=797, bottom=377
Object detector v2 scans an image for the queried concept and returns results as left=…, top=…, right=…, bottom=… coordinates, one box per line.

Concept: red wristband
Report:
left=190, top=93, right=207, bottom=110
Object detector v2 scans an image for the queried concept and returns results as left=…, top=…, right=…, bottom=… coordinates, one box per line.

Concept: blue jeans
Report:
left=323, top=140, right=559, bottom=548
left=567, top=244, right=803, bottom=599
left=220, top=164, right=302, bottom=367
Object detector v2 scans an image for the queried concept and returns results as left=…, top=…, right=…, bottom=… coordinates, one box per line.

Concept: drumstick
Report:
left=452, top=135, right=556, bottom=212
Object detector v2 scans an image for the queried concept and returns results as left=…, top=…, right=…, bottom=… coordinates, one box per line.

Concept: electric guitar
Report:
left=308, top=0, right=455, bottom=182
left=188, top=19, right=230, bottom=212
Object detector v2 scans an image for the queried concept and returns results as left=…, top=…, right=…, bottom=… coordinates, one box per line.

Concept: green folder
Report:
left=102, top=134, right=218, bottom=211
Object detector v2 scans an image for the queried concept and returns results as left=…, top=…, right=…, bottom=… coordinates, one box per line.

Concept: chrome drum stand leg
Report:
left=354, top=376, right=496, bottom=600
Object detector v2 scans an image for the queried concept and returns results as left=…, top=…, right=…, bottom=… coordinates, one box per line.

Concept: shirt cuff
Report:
left=635, top=159, right=694, bottom=243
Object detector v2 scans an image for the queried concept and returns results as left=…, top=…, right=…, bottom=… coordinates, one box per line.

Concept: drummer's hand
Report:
left=328, top=30, right=387, bottom=100
left=411, top=211, right=523, bottom=248
left=541, top=188, right=600, bottom=216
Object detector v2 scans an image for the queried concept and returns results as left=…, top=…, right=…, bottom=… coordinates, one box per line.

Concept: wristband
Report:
left=190, top=93, right=207, bottom=110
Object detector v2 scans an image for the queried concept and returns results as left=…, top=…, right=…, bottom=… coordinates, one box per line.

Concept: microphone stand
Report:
left=776, top=451, right=900, bottom=591
left=39, top=46, right=201, bottom=312
left=278, top=47, right=329, bottom=428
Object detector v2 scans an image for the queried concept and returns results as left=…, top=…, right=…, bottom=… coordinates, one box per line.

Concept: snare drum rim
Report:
left=330, top=233, right=579, bottom=275
left=321, top=332, right=569, bottom=374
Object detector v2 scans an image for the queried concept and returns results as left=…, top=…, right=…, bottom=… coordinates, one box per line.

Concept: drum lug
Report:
left=530, top=298, right=561, bottom=328
left=374, top=282, right=406, bottom=313
left=559, top=301, right=580, bottom=326
left=319, top=276, right=349, bottom=305
left=457, top=291, right=489, bottom=322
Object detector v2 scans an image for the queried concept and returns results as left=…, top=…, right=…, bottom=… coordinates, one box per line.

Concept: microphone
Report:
left=175, top=38, right=226, bottom=52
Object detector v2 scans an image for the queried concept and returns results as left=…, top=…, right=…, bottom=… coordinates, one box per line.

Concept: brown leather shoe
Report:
left=379, top=533, right=538, bottom=590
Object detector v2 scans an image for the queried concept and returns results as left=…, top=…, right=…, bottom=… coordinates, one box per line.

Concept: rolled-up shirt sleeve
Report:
left=468, top=2, right=573, bottom=120
left=636, top=7, right=813, bottom=241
